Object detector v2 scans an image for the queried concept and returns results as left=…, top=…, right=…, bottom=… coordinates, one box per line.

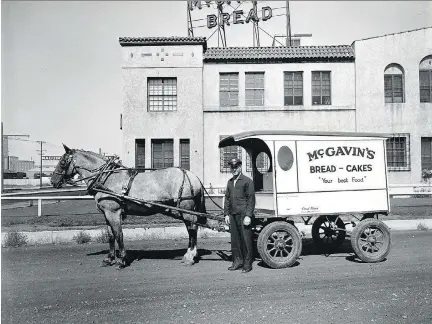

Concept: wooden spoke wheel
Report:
left=257, top=221, right=302, bottom=269
left=312, top=215, right=346, bottom=250
left=350, top=219, right=391, bottom=263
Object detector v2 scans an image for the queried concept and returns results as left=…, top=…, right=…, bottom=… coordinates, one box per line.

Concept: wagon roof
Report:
left=218, top=130, right=389, bottom=148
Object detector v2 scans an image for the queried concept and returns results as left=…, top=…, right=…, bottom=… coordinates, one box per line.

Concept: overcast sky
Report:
left=1, top=1, right=431, bottom=163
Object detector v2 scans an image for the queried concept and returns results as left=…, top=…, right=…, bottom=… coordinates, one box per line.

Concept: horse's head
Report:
left=50, top=144, right=78, bottom=188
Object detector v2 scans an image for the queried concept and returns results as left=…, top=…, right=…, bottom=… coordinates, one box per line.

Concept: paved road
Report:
left=2, top=231, right=432, bottom=324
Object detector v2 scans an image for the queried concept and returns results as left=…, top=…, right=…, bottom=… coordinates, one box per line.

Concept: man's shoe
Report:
left=228, top=264, right=243, bottom=271
left=242, top=268, right=252, bottom=273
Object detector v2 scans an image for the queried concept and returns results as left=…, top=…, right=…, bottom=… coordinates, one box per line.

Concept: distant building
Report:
left=8, top=156, right=18, bottom=172
left=17, top=160, right=35, bottom=173
left=2, top=136, right=9, bottom=170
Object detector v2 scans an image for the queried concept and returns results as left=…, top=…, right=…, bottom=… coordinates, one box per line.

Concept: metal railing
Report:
left=1, top=184, right=431, bottom=217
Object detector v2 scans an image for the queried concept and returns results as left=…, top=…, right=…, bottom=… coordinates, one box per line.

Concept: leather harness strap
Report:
left=122, top=169, right=138, bottom=196
left=176, top=168, right=195, bottom=208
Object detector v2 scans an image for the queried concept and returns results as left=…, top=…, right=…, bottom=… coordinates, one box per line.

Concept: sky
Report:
left=1, top=0, right=431, bottom=164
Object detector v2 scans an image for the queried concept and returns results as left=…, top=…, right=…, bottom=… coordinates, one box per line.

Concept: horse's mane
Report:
left=75, top=149, right=108, bottom=161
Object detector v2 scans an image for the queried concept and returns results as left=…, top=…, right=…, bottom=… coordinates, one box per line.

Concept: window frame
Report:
left=384, top=74, right=405, bottom=103
left=386, top=134, right=411, bottom=171
left=135, top=139, right=146, bottom=169
left=219, top=73, right=239, bottom=107
left=245, top=72, right=265, bottom=106
left=421, top=137, right=432, bottom=172
left=151, top=139, right=174, bottom=169
left=420, top=70, right=432, bottom=103
left=284, top=71, right=304, bottom=106
left=147, top=77, right=178, bottom=112
left=311, top=71, right=331, bottom=105
left=246, top=152, right=270, bottom=173
left=180, top=139, right=190, bottom=171
left=220, top=135, right=242, bottom=173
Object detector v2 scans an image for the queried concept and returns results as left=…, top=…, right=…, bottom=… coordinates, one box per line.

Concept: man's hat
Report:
left=228, top=158, right=242, bottom=168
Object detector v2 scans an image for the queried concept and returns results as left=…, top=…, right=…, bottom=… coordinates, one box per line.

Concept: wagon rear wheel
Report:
left=350, top=219, right=391, bottom=263
left=312, top=215, right=346, bottom=250
left=257, top=221, right=302, bottom=269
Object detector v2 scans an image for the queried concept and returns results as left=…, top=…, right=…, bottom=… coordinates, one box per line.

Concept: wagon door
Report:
left=274, top=141, right=298, bottom=193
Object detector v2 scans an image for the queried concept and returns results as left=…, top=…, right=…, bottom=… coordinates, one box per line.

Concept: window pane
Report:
left=135, top=139, right=145, bottom=168
left=148, top=78, right=177, bottom=111
left=284, top=72, right=303, bottom=106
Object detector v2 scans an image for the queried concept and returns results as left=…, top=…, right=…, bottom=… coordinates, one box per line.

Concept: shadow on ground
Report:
left=86, top=238, right=371, bottom=267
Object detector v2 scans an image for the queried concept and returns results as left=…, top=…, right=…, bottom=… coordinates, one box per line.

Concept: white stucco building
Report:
left=119, top=27, right=432, bottom=189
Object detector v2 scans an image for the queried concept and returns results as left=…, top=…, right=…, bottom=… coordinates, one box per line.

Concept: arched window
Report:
left=384, top=64, right=405, bottom=103
left=420, top=55, right=432, bottom=103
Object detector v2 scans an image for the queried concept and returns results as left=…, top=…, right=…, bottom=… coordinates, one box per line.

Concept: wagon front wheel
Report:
left=350, top=219, right=391, bottom=263
left=257, top=221, right=302, bottom=269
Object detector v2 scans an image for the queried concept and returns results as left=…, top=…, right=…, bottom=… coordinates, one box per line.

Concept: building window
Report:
left=284, top=72, right=303, bottom=105
left=421, top=137, right=432, bottom=172
left=312, top=71, right=331, bottom=105
left=220, top=135, right=242, bottom=173
left=148, top=78, right=177, bottom=111
left=419, top=55, right=432, bottom=103
left=220, top=73, right=239, bottom=107
left=384, top=64, right=404, bottom=103
left=245, top=72, right=264, bottom=106
left=135, top=139, right=145, bottom=169
left=151, top=139, right=174, bottom=169
left=246, top=152, right=270, bottom=173
left=386, top=134, right=410, bottom=171
left=180, top=139, right=190, bottom=170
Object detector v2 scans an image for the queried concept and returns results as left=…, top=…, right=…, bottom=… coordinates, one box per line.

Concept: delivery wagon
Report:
left=219, top=130, right=391, bottom=268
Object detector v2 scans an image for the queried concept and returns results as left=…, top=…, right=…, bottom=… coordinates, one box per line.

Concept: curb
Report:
left=1, top=219, right=432, bottom=247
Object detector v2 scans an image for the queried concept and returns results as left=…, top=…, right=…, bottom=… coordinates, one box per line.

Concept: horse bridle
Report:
left=53, top=152, right=119, bottom=188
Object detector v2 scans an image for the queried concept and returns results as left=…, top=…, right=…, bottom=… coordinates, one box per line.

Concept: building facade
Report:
left=119, top=27, right=432, bottom=188
left=353, top=28, right=432, bottom=184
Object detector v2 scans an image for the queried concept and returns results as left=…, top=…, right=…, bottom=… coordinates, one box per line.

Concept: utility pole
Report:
left=1, top=122, right=30, bottom=193
left=36, top=141, right=46, bottom=189
left=286, top=1, right=292, bottom=47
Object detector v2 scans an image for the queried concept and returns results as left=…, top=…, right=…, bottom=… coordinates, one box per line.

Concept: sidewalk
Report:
left=2, top=219, right=431, bottom=246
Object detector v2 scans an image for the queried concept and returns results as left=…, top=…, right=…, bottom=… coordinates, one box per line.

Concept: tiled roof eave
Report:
left=203, top=57, right=355, bottom=63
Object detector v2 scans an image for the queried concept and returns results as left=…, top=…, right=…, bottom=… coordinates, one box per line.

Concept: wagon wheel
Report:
left=350, top=219, right=391, bottom=263
left=312, top=215, right=346, bottom=250
left=257, top=221, right=302, bottom=269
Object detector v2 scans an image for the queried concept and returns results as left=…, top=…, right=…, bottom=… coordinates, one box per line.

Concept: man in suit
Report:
left=224, top=158, right=256, bottom=273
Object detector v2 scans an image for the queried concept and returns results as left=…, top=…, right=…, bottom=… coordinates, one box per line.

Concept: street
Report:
left=2, top=231, right=432, bottom=324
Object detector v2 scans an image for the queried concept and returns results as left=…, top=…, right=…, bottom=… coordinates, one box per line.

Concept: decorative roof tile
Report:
left=119, top=36, right=207, bottom=50
left=203, top=45, right=355, bottom=62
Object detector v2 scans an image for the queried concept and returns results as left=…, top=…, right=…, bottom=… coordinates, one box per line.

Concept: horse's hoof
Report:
left=102, top=259, right=116, bottom=267
left=183, top=260, right=194, bottom=266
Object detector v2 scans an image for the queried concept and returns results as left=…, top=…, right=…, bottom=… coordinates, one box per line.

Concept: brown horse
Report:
left=50, top=145, right=219, bottom=268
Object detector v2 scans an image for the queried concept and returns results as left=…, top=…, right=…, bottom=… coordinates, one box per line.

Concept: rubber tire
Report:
left=350, top=219, right=391, bottom=263
left=257, top=221, right=302, bottom=269
left=311, top=215, right=346, bottom=250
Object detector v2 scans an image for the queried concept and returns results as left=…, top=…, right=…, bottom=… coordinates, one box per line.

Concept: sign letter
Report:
left=245, top=8, right=258, bottom=23
left=233, top=10, right=244, bottom=24
left=221, top=12, right=230, bottom=26
left=207, top=14, right=217, bottom=28
left=261, top=6, right=272, bottom=21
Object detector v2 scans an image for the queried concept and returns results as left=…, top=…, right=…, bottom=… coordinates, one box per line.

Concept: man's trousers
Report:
left=229, top=214, right=254, bottom=269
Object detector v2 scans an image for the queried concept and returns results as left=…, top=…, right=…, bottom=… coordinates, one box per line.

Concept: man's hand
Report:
left=225, top=215, right=230, bottom=225
left=243, top=216, right=251, bottom=226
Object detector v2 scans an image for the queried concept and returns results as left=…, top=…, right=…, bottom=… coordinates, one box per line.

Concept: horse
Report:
left=50, top=144, right=220, bottom=269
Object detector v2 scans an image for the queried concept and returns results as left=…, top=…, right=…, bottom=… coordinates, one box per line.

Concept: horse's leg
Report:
left=183, top=220, right=198, bottom=266
left=106, top=208, right=128, bottom=269
left=102, top=222, right=116, bottom=267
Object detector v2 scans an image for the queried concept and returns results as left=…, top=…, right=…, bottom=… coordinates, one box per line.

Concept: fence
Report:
left=1, top=184, right=431, bottom=218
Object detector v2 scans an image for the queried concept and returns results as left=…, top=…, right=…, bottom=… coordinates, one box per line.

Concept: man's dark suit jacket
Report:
left=224, top=173, right=256, bottom=217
